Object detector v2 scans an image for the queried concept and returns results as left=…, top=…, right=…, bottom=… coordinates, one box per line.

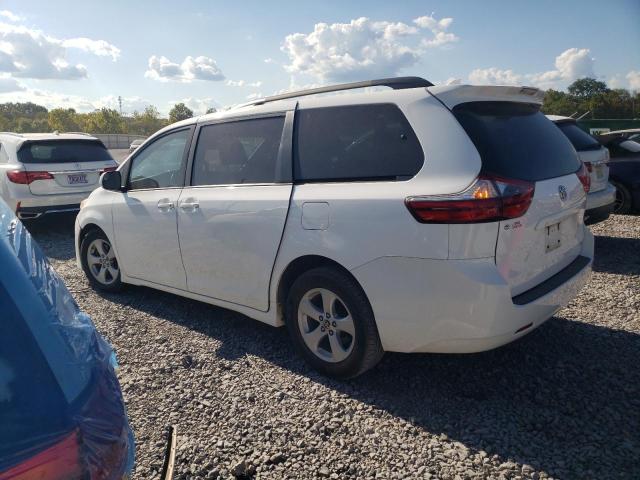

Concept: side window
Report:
left=191, top=116, right=286, bottom=186
left=294, top=104, right=424, bottom=182
left=128, top=129, right=190, bottom=190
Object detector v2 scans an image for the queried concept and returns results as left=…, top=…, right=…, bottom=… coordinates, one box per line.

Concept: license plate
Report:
left=68, top=174, right=88, bottom=184
left=545, top=222, right=561, bottom=252
left=594, top=164, right=604, bottom=179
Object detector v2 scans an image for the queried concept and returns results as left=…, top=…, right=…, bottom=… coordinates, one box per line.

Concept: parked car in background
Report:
left=0, top=198, right=134, bottom=479
left=548, top=116, right=616, bottom=224
left=76, top=78, right=593, bottom=378
left=596, top=129, right=640, bottom=213
left=0, top=132, right=117, bottom=220
left=129, top=138, right=144, bottom=153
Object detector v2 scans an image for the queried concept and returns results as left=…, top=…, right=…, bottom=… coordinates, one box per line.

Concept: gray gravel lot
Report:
left=27, top=215, right=640, bottom=480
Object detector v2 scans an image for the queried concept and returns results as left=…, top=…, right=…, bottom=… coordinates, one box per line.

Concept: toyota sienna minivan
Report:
left=75, top=77, right=594, bottom=378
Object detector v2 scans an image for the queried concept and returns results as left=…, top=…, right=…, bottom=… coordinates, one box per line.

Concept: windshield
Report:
left=17, top=140, right=114, bottom=164
left=453, top=102, right=581, bottom=182
left=557, top=122, right=602, bottom=151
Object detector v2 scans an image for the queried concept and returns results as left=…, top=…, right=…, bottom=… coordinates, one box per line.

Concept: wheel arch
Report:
left=276, top=254, right=371, bottom=311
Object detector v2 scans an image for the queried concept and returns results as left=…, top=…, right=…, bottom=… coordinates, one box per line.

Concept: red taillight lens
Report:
left=0, top=431, right=83, bottom=480
left=405, top=174, right=535, bottom=224
left=583, top=161, right=593, bottom=173
left=100, top=167, right=117, bottom=174
left=576, top=163, right=591, bottom=193
left=6, top=170, right=54, bottom=185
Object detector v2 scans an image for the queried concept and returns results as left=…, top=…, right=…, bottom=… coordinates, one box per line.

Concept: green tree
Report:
left=567, top=78, right=608, bottom=99
left=81, top=108, right=125, bottom=134
left=130, top=105, right=166, bottom=135
left=48, top=108, right=80, bottom=132
left=541, top=89, right=581, bottom=116
left=205, top=107, right=217, bottom=114
left=169, top=103, right=194, bottom=123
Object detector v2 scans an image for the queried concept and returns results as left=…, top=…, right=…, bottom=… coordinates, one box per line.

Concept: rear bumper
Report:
left=585, top=183, right=615, bottom=224
left=586, top=183, right=615, bottom=208
left=17, top=203, right=80, bottom=220
left=352, top=229, right=594, bottom=353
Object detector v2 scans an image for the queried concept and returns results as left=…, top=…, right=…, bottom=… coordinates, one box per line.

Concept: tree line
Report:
left=0, top=102, right=213, bottom=136
left=0, top=79, right=636, bottom=136
left=542, top=78, right=639, bottom=119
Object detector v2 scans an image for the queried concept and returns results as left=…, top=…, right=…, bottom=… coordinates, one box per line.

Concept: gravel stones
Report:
left=28, top=213, right=640, bottom=479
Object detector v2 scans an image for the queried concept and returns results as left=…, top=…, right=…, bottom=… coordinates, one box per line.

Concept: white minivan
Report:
left=76, top=78, right=594, bottom=378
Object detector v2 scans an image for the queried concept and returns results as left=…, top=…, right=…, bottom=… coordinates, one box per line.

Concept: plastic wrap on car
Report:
left=0, top=200, right=135, bottom=479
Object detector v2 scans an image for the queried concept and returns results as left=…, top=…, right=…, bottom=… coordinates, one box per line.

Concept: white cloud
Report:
left=145, top=55, right=225, bottom=82
left=281, top=14, right=458, bottom=82
left=0, top=11, right=22, bottom=22
left=528, top=48, right=594, bottom=88
left=62, top=38, right=120, bottom=61
left=626, top=70, right=640, bottom=91
left=469, top=67, right=522, bottom=86
left=0, top=74, right=24, bottom=92
left=246, top=92, right=263, bottom=100
left=0, top=22, right=120, bottom=80
left=264, top=58, right=275, bottom=64
left=469, top=48, right=597, bottom=89
left=441, top=77, right=461, bottom=85
left=226, top=79, right=262, bottom=87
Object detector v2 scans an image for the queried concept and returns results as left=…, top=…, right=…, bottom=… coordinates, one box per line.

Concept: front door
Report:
left=178, top=113, right=292, bottom=311
left=112, top=128, right=192, bottom=289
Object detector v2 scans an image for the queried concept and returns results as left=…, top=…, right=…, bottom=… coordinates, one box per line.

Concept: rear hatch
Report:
left=18, top=139, right=116, bottom=196
left=555, top=121, right=609, bottom=192
left=445, top=95, right=586, bottom=296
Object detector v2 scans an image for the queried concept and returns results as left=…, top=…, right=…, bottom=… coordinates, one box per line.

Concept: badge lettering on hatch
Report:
left=558, top=185, right=567, bottom=201
left=503, top=220, right=522, bottom=231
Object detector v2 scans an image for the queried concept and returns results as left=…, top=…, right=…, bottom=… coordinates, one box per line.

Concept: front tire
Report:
left=611, top=181, right=632, bottom=214
left=285, top=267, right=384, bottom=378
left=80, top=229, right=123, bottom=292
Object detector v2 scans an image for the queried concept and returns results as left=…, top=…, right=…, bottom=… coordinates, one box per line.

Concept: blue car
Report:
left=0, top=199, right=134, bottom=480
left=599, top=132, right=640, bottom=214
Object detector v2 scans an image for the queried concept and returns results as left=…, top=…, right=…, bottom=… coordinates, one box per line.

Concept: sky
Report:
left=0, top=0, right=638, bottom=115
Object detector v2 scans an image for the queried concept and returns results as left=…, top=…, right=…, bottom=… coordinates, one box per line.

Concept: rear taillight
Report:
left=100, top=167, right=117, bottom=174
left=405, top=174, right=535, bottom=224
left=0, top=431, right=83, bottom=480
left=577, top=163, right=591, bottom=193
left=583, top=161, right=593, bottom=173
left=6, top=170, right=54, bottom=184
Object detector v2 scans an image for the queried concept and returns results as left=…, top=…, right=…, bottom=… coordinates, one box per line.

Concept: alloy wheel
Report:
left=297, top=288, right=355, bottom=363
left=86, top=239, right=119, bottom=285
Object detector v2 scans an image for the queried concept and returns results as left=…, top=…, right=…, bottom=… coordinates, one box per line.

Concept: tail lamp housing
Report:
left=405, top=174, right=535, bottom=224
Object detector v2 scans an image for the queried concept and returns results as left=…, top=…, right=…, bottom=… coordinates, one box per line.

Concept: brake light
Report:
left=6, top=170, right=54, bottom=184
left=405, top=174, right=535, bottom=224
left=576, top=163, right=590, bottom=193
left=100, top=167, right=117, bottom=174
left=0, top=431, right=83, bottom=480
left=583, top=161, right=593, bottom=173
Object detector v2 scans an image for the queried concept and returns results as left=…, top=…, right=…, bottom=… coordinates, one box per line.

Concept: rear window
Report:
left=17, top=140, right=113, bottom=164
left=453, top=102, right=581, bottom=182
left=556, top=122, right=602, bottom=151
left=294, top=104, right=424, bottom=182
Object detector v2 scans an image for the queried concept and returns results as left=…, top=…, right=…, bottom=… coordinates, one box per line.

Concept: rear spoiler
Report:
left=427, top=84, right=544, bottom=110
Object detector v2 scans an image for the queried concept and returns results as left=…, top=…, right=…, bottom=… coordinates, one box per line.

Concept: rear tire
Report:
left=285, top=267, right=384, bottom=379
left=611, top=181, right=632, bottom=214
left=80, top=229, right=123, bottom=292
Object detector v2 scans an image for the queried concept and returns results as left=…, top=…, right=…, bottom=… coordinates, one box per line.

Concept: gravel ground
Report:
left=27, top=214, right=640, bottom=480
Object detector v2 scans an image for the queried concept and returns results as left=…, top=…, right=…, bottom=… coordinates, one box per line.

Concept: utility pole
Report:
left=118, top=96, right=123, bottom=116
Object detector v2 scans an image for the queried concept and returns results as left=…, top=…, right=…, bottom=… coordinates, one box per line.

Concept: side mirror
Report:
left=101, top=170, right=123, bottom=191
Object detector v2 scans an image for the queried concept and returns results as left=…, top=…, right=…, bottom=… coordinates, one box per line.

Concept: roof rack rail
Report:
left=240, top=76, right=433, bottom=108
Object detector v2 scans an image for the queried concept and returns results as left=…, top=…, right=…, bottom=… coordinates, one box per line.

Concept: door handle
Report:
left=157, top=199, right=175, bottom=211
left=180, top=199, right=199, bottom=212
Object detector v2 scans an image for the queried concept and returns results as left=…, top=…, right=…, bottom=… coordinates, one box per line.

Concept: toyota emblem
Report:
left=558, top=185, right=567, bottom=201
